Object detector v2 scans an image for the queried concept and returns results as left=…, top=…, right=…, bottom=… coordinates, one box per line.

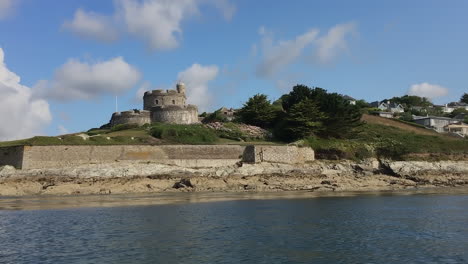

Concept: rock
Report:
left=173, top=179, right=193, bottom=189
left=0, top=165, right=16, bottom=177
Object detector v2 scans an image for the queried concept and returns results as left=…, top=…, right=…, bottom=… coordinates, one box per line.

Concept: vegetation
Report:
left=149, top=123, right=218, bottom=144
left=461, top=93, right=468, bottom=104
left=307, top=123, right=468, bottom=160
left=386, top=95, right=433, bottom=108
left=202, top=109, right=228, bottom=123
left=235, top=94, right=278, bottom=128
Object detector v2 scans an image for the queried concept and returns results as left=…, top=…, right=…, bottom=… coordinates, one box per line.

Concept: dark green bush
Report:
left=150, top=123, right=218, bottom=144
left=111, top=123, right=140, bottom=132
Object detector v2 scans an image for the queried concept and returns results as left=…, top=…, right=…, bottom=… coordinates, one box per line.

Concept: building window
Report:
left=172, top=100, right=175, bottom=104
left=155, top=100, right=159, bottom=105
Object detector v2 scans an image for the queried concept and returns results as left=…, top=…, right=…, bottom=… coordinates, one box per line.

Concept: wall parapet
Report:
left=242, top=145, right=315, bottom=164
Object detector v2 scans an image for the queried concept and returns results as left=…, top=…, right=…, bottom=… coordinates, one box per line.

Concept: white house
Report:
left=442, top=102, right=468, bottom=113
left=371, top=101, right=404, bottom=113
left=413, top=116, right=458, bottom=133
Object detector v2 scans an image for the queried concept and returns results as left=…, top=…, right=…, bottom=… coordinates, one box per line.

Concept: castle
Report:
left=110, top=82, right=199, bottom=126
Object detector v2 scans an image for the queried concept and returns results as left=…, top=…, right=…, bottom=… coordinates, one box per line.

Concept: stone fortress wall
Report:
left=110, top=110, right=151, bottom=126
left=143, top=90, right=186, bottom=110
left=151, top=105, right=199, bottom=124
left=0, top=145, right=315, bottom=170
left=110, top=82, right=199, bottom=126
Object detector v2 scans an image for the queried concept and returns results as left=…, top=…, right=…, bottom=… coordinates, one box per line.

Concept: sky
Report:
left=0, top=0, right=467, bottom=140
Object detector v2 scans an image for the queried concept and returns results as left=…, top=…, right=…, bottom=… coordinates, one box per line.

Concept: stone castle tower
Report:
left=110, top=82, right=199, bottom=126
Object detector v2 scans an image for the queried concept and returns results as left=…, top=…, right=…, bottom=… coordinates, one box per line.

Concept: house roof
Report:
left=342, top=95, right=356, bottom=101
left=448, top=102, right=468, bottom=107
left=413, top=116, right=454, bottom=121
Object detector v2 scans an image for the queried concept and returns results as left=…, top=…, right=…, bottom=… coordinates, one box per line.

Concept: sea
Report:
left=0, top=190, right=467, bottom=264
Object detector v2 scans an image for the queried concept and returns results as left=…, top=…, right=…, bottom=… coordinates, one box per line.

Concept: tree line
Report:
left=235, top=85, right=362, bottom=142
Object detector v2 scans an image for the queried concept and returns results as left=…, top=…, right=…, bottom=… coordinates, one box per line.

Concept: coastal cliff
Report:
left=0, top=159, right=467, bottom=196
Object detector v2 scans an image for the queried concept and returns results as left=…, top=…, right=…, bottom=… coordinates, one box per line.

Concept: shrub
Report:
left=111, top=123, right=140, bottom=132
left=150, top=123, right=218, bottom=144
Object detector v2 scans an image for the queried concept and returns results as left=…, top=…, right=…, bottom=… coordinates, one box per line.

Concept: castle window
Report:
left=172, top=100, right=176, bottom=104
left=155, top=99, right=159, bottom=105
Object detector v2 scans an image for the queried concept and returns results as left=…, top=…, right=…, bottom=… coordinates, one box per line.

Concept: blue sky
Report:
left=0, top=0, right=467, bottom=140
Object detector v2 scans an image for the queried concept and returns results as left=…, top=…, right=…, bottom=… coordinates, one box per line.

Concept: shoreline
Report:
left=1, top=187, right=468, bottom=211
left=1, top=159, right=467, bottom=198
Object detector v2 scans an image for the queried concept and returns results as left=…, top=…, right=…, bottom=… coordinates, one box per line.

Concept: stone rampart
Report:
left=0, top=145, right=315, bottom=170
left=242, top=145, right=315, bottom=164
left=151, top=105, right=199, bottom=124
left=110, top=110, right=151, bottom=126
left=1, top=145, right=244, bottom=169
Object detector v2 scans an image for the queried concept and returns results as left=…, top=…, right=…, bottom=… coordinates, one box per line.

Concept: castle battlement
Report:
left=112, top=109, right=150, bottom=117
left=111, top=82, right=198, bottom=125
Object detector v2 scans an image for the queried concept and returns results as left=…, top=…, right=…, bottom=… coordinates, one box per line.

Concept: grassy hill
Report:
left=0, top=118, right=467, bottom=161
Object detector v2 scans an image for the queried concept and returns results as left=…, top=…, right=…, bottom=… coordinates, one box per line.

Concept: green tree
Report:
left=235, top=94, right=277, bottom=128
left=282, top=85, right=362, bottom=138
left=389, top=95, right=433, bottom=108
left=461, top=93, right=468, bottom=104
left=275, top=99, right=325, bottom=141
left=449, top=108, right=468, bottom=118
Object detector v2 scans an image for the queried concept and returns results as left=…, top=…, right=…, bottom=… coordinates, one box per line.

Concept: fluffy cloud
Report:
left=63, top=0, right=236, bottom=51
left=0, top=0, right=13, bottom=19
left=255, top=22, right=357, bottom=78
left=0, top=48, right=52, bottom=140
left=35, top=57, right=141, bottom=101
left=408, top=82, right=449, bottom=99
left=62, top=9, right=118, bottom=42
left=116, top=0, right=198, bottom=50
left=315, top=22, right=357, bottom=64
left=256, top=27, right=319, bottom=77
left=177, top=63, right=219, bottom=111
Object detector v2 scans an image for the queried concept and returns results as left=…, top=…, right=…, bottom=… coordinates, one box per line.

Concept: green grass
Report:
left=150, top=123, right=218, bottom=144
left=307, top=123, right=468, bottom=160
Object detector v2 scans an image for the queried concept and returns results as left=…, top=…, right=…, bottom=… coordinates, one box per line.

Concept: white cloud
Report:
left=134, top=81, right=151, bottom=103
left=408, top=82, right=449, bottom=99
left=0, top=0, right=13, bottom=19
left=255, top=22, right=357, bottom=79
left=315, top=22, right=357, bottom=64
left=209, top=0, right=236, bottom=21
left=35, top=57, right=141, bottom=101
left=256, top=27, right=319, bottom=77
left=62, top=9, right=118, bottom=42
left=177, top=63, right=219, bottom=111
left=0, top=48, right=52, bottom=141
left=63, top=0, right=236, bottom=50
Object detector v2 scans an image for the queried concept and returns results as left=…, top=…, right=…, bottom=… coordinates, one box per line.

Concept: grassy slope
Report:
left=1, top=117, right=466, bottom=161
left=308, top=115, right=468, bottom=160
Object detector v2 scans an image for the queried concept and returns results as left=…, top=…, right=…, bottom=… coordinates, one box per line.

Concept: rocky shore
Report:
left=0, top=159, right=467, bottom=196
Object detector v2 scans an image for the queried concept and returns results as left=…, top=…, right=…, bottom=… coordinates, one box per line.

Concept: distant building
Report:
left=445, top=123, right=468, bottom=137
left=342, top=95, right=356, bottom=105
left=442, top=102, right=468, bottom=113
left=110, top=82, right=199, bottom=126
left=413, top=116, right=458, bottom=133
left=370, top=101, right=404, bottom=113
left=218, top=107, right=237, bottom=121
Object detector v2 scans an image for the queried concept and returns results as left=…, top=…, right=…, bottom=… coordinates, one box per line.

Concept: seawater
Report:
left=0, top=191, right=468, bottom=264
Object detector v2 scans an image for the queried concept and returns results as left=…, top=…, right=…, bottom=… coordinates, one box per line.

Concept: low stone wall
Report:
left=17, top=145, right=245, bottom=169
left=0, top=144, right=315, bottom=170
left=242, top=145, right=314, bottom=164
